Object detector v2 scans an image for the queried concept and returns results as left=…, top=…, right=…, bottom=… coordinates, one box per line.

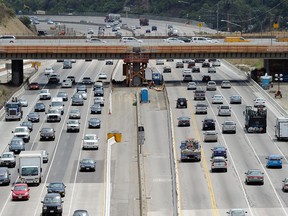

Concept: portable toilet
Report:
left=260, top=73, right=272, bottom=90
left=141, top=88, right=149, bottom=103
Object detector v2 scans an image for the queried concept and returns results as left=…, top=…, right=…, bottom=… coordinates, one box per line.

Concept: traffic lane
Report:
left=167, top=86, right=216, bottom=211
left=141, top=90, right=174, bottom=214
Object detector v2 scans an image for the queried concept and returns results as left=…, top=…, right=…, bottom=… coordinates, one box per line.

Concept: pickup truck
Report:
left=12, top=126, right=30, bottom=143
left=39, top=89, right=51, bottom=100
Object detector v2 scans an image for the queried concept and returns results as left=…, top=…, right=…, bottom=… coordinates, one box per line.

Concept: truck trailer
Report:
left=275, top=117, right=288, bottom=140
left=18, top=151, right=43, bottom=185
left=180, top=138, right=201, bottom=162
left=243, top=105, right=267, bottom=133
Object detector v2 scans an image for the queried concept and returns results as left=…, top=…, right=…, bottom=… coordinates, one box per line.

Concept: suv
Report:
left=194, top=89, right=206, bottom=100
left=211, top=156, right=227, bottom=172
left=0, top=152, right=16, bottom=168
left=46, top=108, right=61, bottom=122
left=176, top=98, right=187, bottom=108
left=41, top=193, right=64, bottom=216
left=40, top=127, right=56, bottom=141
left=0, top=167, right=11, bottom=185
left=39, top=89, right=51, bottom=100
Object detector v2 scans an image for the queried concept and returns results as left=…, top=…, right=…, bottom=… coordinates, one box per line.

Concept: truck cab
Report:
left=50, top=97, right=64, bottom=115
left=5, top=101, right=23, bottom=121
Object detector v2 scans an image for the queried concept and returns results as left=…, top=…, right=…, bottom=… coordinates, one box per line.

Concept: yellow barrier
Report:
left=107, top=132, right=122, bottom=142
left=107, top=133, right=114, bottom=139
left=277, top=38, right=288, bottom=42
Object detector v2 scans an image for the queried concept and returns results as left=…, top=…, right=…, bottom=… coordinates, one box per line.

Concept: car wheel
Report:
left=211, top=169, right=214, bottom=173
left=245, top=179, right=249, bottom=185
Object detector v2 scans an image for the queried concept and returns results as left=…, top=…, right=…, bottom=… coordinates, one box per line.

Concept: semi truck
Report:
left=275, top=117, right=288, bottom=140
left=243, top=105, right=267, bottom=133
left=18, top=151, right=43, bottom=185
left=105, top=14, right=121, bottom=23
left=180, top=138, right=201, bottom=162
left=5, top=100, right=23, bottom=121
left=139, top=18, right=149, bottom=26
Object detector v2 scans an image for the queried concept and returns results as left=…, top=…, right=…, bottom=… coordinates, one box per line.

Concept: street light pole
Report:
left=221, top=19, right=242, bottom=35
left=275, top=73, right=283, bottom=98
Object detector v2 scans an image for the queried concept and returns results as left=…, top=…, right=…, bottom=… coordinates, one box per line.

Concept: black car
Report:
left=202, top=118, right=216, bottom=130
left=177, top=116, right=190, bottom=127
left=8, top=137, right=25, bottom=154
left=27, top=112, right=40, bottom=122
left=202, top=61, right=210, bottom=67
left=40, top=128, right=56, bottom=141
left=88, top=118, right=101, bottom=128
left=82, top=77, right=92, bottom=85
left=20, top=121, right=33, bottom=132
left=34, top=102, right=46, bottom=112
left=73, top=210, right=89, bottom=216
left=77, top=84, right=87, bottom=92
left=176, top=98, right=187, bottom=108
left=41, top=193, right=63, bottom=216
left=57, top=92, right=68, bottom=101
left=202, top=75, right=211, bottom=82
left=90, top=104, right=102, bottom=114
left=79, top=158, right=96, bottom=172
left=47, top=182, right=66, bottom=197
left=211, top=146, right=227, bottom=158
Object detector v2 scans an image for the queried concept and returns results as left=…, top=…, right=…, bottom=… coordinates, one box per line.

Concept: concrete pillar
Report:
left=264, top=59, right=269, bottom=75
left=132, top=62, right=141, bottom=86
left=11, top=60, right=24, bottom=86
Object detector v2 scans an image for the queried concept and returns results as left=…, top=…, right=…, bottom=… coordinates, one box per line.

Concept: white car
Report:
left=67, top=119, right=80, bottom=132
left=82, top=134, right=99, bottom=150
left=156, top=59, right=165, bottom=65
left=163, top=37, right=185, bottom=43
left=86, top=38, right=106, bottom=43
left=94, top=97, right=104, bottom=106
left=221, top=80, right=232, bottom=88
left=87, top=28, right=94, bottom=34
left=212, top=59, right=221, bottom=67
left=0, top=152, right=16, bottom=168
left=187, top=82, right=197, bottom=90
left=212, top=94, right=223, bottom=104
left=206, top=81, right=217, bottom=91
left=44, top=66, right=54, bottom=76
left=12, top=126, right=30, bottom=143
left=61, top=79, right=72, bottom=88
left=120, top=37, right=143, bottom=43
left=77, top=90, right=87, bottom=100
left=254, top=97, right=266, bottom=107
left=99, top=72, right=108, bottom=79
left=39, top=89, right=51, bottom=100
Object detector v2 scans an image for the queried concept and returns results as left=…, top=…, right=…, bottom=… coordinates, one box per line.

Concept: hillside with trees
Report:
left=4, top=0, right=288, bottom=32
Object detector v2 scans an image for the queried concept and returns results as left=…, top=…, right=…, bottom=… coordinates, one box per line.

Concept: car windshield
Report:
left=70, top=109, right=79, bottom=113
left=68, top=120, right=78, bottom=124
left=2, top=154, right=13, bottom=158
left=42, top=128, right=53, bottom=133
left=15, top=128, right=26, bottom=132
left=248, top=170, right=262, bottom=175
left=214, top=146, right=225, bottom=151
left=221, top=106, right=229, bottom=109
left=84, top=135, right=96, bottom=140
left=230, top=209, right=245, bottom=215
left=14, top=185, right=28, bottom=191
left=44, top=196, right=61, bottom=203
left=82, top=159, right=94, bottom=164
left=40, top=89, right=49, bottom=93
left=49, top=183, right=63, bottom=188
left=224, top=121, right=235, bottom=125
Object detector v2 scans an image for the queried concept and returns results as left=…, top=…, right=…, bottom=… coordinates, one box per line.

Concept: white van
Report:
left=50, top=97, right=64, bottom=115
left=191, top=37, right=209, bottom=43
left=0, top=35, right=16, bottom=43
left=120, top=37, right=143, bottom=43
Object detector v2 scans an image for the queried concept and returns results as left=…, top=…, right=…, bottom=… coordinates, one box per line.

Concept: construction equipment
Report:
left=139, top=18, right=149, bottom=26
left=180, top=138, right=201, bottom=162
left=243, top=105, right=267, bottom=133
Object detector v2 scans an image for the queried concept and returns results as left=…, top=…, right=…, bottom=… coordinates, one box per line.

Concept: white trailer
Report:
left=275, top=117, right=288, bottom=141
left=18, top=151, right=43, bottom=185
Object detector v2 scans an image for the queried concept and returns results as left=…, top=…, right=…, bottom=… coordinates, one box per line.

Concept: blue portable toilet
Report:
left=260, top=73, right=272, bottom=90
left=141, top=88, right=149, bottom=103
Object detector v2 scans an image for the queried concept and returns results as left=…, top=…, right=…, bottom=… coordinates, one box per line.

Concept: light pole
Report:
left=221, top=19, right=242, bottom=35
left=275, top=73, right=283, bottom=98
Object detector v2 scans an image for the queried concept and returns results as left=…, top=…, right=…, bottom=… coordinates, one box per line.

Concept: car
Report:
left=202, top=74, right=211, bottom=82
left=88, top=118, right=101, bottom=128
left=48, top=73, right=60, bottom=83
left=47, top=182, right=66, bottom=197
left=194, top=89, right=206, bottom=100
left=151, top=26, right=157, bottom=31
left=11, top=183, right=30, bottom=200
left=87, top=28, right=94, bottom=34
left=20, top=121, right=33, bottom=132
left=41, top=150, right=49, bottom=163
left=0, top=167, right=10, bottom=185
left=82, top=134, right=99, bottom=150
left=86, top=38, right=107, bottom=43
left=79, top=158, right=96, bottom=172
left=90, top=104, right=102, bottom=114
left=67, top=76, right=76, bottom=84
left=156, top=59, right=165, bottom=65
left=77, top=84, right=87, bottom=92
left=34, top=102, right=46, bottom=112
left=46, top=108, right=61, bottom=122
left=120, top=37, right=143, bottom=43
left=18, top=98, right=28, bottom=107
left=204, top=131, right=218, bottom=142
left=211, top=146, right=227, bottom=158
left=254, top=97, right=266, bottom=107
left=212, top=59, right=221, bottom=67
left=218, top=105, right=231, bottom=116
left=57, top=92, right=68, bottom=101
left=176, top=98, right=187, bottom=108
left=195, top=102, right=208, bottom=114
left=40, top=127, right=55, bottom=141
left=63, top=60, right=72, bottom=69
left=67, top=119, right=80, bottom=133
left=0, top=152, right=16, bottom=168
left=94, top=87, right=104, bottom=96
left=187, top=60, right=196, bottom=68
left=105, top=59, right=113, bottom=65
left=29, top=82, right=40, bottom=90
left=187, top=82, right=197, bottom=90
left=94, top=97, right=104, bottom=107
left=183, top=74, right=192, bottom=82
left=202, top=61, right=210, bottom=68
left=47, top=19, right=54, bottom=24
left=192, top=66, right=200, bottom=73
left=163, top=37, right=185, bottom=43
left=177, top=37, right=191, bottom=43
left=163, top=66, right=171, bottom=73
left=146, top=29, right=151, bottom=33
left=245, top=169, right=264, bottom=185
left=27, top=112, right=40, bottom=122
left=61, top=79, right=72, bottom=88
left=39, top=89, right=51, bottom=100
left=99, top=72, right=108, bottom=79
left=166, top=58, right=174, bottom=62
left=222, top=120, right=236, bottom=133
left=72, top=93, right=84, bottom=106
left=226, top=209, right=247, bottom=216
left=266, top=154, right=282, bottom=168
left=212, top=94, right=223, bottom=104
left=176, top=61, right=184, bottom=68
left=73, top=209, right=90, bottom=216
left=9, top=137, right=25, bottom=154
left=44, top=66, right=54, bottom=76
left=69, top=108, right=81, bottom=119
left=177, top=116, right=190, bottom=127
left=78, top=90, right=87, bottom=100
left=221, top=80, right=232, bottom=88
left=12, top=126, right=30, bottom=143
left=115, top=31, right=122, bottom=37
left=211, top=156, right=227, bottom=172
left=208, top=67, right=216, bottom=73
left=202, top=118, right=216, bottom=130
left=230, top=95, right=242, bottom=104
left=206, top=81, right=217, bottom=91
left=41, top=193, right=64, bottom=216
left=282, top=178, right=288, bottom=192
left=82, top=77, right=92, bottom=85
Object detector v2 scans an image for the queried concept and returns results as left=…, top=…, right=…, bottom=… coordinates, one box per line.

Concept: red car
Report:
left=29, top=82, right=40, bottom=90
left=11, top=183, right=30, bottom=200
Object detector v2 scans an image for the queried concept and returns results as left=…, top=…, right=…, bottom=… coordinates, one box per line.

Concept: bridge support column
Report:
left=11, top=60, right=24, bottom=86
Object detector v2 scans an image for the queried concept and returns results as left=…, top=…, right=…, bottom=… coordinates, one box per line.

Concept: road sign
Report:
left=198, top=22, right=202, bottom=27
left=273, top=22, right=279, bottom=29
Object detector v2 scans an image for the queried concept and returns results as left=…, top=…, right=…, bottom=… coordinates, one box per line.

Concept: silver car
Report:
left=211, top=156, right=227, bottom=172
left=187, top=82, right=197, bottom=90
left=222, top=120, right=236, bottom=134
left=203, top=131, right=218, bottom=142
left=67, top=120, right=80, bottom=133
left=221, top=80, right=232, bottom=88
left=69, top=109, right=81, bottom=119
left=195, top=102, right=208, bottom=114
left=230, top=95, right=242, bottom=104
left=218, top=105, right=231, bottom=116
left=41, top=150, right=49, bottom=163
left=206, top=81, right=217, bottom=91
left=227, top=209, right=247, bottom=216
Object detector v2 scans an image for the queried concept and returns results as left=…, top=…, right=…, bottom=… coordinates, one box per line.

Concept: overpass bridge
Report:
left=1, top=44, right=288, bottom=86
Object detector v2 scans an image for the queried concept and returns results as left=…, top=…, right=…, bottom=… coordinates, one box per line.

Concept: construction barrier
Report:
left=107, top=131, right=122, bottom=142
